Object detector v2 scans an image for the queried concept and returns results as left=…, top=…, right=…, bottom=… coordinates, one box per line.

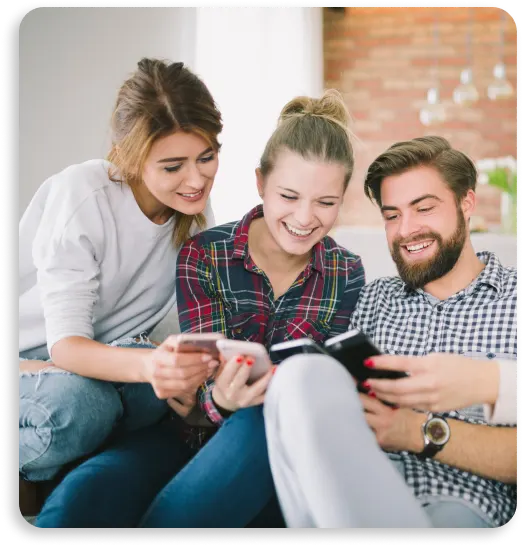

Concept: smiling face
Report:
left=257, top=149, right=346, bottom=257
left=380, top=165, right=474, bottom=288
left=140, top=130, right=219, bottom=218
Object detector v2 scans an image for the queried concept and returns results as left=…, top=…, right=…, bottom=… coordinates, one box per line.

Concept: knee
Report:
left=268, top=353, right=347, bottom=400
left=22, top=373, right=123, bottom=450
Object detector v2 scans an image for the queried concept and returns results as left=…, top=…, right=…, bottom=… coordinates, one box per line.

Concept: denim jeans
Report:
left=19, top=339, right=169, bottom=482
left=35, top=406, right=284, bottom=528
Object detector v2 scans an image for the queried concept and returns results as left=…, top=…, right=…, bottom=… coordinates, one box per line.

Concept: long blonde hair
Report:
left=107, top=58, right=223, bottom=247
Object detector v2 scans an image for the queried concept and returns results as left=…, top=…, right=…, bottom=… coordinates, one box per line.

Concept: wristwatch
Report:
left=418, top=413, right=451, bottom=459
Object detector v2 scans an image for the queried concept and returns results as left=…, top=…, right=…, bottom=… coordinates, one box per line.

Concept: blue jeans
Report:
left=19, top=339, right=169, bottom=482
left=35, top=406, right=283, bottom=528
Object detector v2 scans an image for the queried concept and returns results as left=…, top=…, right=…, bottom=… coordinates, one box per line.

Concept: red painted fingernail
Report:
left=369, top=391, right=377, bottom=398
left=236, top=356, right=244, bottom=363
left=362, top=381, right=371, bottom=390
left=364, top=359, right=374, bottom=368
left=272, top=366, right=277, bottom=375
left=245, top=358, right=254, bottom=366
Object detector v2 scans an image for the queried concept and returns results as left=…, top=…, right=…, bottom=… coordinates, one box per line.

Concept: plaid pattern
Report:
left=350, top=251, right=517, bottom=527
left=177, top=204, right=365, bottom=425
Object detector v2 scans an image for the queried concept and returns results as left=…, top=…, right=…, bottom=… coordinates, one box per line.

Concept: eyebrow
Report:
left=277, top=186, right=341, bottom=199
left=157, top=147, right=213, bottom=164
left=380, top=194, right=443, bottom=212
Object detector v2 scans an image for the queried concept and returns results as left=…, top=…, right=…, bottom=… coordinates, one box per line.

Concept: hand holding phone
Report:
left=324, top=329, right=408, bottom=383
left=216, top=339, right=272, bottom=383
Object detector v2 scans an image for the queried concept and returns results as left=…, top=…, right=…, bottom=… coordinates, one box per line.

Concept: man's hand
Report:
left=364, top=353, right=499, bottom=413
left=359, top=392, right=425, bottom=453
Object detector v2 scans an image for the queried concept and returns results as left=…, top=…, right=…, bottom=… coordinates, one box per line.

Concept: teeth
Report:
left=180, top=191, right=202, bottom=197
left=284, top=223, right=314, bottom=237
left=406, top=241, right=432, bottom=252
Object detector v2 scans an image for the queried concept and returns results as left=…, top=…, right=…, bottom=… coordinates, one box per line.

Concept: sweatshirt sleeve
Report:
left=483, top=359, right=517, bottom=425
left=32, top=180, right=106, bottom=357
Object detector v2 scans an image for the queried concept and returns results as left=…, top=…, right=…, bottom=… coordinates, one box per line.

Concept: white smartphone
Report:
left=175, top=332, right=225, bottom=359
left=216, top=339, right=272, bottom=383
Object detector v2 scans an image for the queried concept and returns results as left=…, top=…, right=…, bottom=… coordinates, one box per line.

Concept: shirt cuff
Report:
left=198, top=380, right=225, bottom=426
left=483, top=359, right=517, bottom=425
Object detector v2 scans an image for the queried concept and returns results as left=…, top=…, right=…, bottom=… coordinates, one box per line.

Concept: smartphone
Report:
left=269, top=338, right=330, bottom=364
left=175, top=332, right=225, bottom=359
left=216, top=339, right=272, bottom=383
left=324, top=329, right=408, bottom=382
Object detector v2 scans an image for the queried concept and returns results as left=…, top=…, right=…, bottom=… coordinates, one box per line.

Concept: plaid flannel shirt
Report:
left=350, top=251, right=517, bottom=527
left=176, top=204, right=365, bottom=427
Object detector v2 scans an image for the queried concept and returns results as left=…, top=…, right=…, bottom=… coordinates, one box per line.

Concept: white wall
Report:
left=19, top=7, right=196, bottom=217
left=19, top=7, right=323, bottom=225
left=194, top=7, right=323, bottom=224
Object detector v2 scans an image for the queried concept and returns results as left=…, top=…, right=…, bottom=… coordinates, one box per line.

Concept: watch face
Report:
left=426, top=417, right=450, bottom=446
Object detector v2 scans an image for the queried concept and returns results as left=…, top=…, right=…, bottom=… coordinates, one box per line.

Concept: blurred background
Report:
left=20, top=7, right=516, bottom=279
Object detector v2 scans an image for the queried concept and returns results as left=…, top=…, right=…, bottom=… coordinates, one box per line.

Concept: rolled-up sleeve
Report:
left=32, top=191, right=104, bottom=357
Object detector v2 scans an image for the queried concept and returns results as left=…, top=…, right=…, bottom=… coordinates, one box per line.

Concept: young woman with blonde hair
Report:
left=36, top=89, right=366, bottom=527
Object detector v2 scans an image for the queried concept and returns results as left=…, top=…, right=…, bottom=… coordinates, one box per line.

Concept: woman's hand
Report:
left=141, top=335, right=219, bottom=403
left=364, top=353, right=499, bottom=413
left=211, top=355, right=274, bottom=413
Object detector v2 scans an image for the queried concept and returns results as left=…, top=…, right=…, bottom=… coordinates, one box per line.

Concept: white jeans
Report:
left=263, top=355, right=491, bottom=528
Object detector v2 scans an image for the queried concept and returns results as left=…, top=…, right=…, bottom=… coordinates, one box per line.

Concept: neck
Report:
left=131, top=183, right=173, bottom=225
left=248, top=217, right=311, bottom=272
left=423, top=238, right=485, bottom=300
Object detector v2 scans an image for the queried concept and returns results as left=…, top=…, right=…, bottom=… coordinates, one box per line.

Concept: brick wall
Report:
left=324, top=7, right=517, bottom=228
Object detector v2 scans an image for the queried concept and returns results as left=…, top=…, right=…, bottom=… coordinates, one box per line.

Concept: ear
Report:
left=461, top=189, right=476, bottom=221
left=255, top=168, right=265, bottom=198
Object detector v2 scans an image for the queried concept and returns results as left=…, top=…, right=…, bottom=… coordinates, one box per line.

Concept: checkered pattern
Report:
left=351, top=251, right=517, bottom=527
left=177, top=204, right=365, bottom=426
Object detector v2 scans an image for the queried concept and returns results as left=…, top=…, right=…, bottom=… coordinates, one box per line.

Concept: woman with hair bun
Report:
left=36, top=89, right=365, bottom=528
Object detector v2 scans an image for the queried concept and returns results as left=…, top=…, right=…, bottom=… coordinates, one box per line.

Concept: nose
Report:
left=294, top=201, right=315, bottom=227
left=398, top=211, right=422, bottom=240
left=186, top=162, right=207, bottom=190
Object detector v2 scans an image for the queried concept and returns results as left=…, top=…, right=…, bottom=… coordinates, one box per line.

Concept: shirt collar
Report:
left=231, top=204, right=326, bottom=276
left=394, top=250, right=505, bottom=298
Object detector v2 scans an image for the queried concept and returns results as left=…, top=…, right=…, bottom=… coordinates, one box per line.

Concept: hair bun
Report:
left=279, top=89, right=351, bottom=128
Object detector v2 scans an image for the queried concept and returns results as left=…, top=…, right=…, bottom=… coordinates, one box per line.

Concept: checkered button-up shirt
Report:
left=351, top=251, right=517, bottom=527
left=176, top=204, right=365, bottom=425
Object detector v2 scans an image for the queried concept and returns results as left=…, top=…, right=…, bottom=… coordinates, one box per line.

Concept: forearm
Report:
left=404, top=413, right=517, bottom=483
left=50, top=336, right=151, bottom=383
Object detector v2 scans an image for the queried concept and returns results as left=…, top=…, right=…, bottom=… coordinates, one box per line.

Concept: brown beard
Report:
left=391, top=209, right=467, bottom=289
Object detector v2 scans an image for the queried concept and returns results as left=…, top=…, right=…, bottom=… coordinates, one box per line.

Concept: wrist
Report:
left=410, top=412, right=427, bottom=454
left=211, top=385, right=237, bottom=413
left=138, top=349, right=156, bottom=383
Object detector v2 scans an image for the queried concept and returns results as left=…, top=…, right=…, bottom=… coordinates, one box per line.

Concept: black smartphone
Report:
left=269, top=338, right=330, bottom=364
left=323, top=329, right=408, bottom=382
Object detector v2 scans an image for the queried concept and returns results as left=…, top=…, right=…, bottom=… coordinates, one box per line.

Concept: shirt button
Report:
left=436, top=305, right=443, bottom=312
left=307, top=334, right=314, bottom=339
left=234, top=328, right=243, bottom=334
left=487, top=352, right=496, bottom=359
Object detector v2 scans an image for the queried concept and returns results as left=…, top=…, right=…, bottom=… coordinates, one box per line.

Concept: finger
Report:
left=358, top=392, right=388, bottom=413
left=217, top=355, right=245, bottom=388
left=154, top=361, right=212, bottom=381
left=242, top=366, right=273, bottom=402
left=368, top=373, right=435, bottom=399
left=157, top=349, right=217, bottom=369
left=366, top=354, right=420, bottom=373
left=225, top=360, right=253, bottom=397
left=167, top=397, right=193, bottom=417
